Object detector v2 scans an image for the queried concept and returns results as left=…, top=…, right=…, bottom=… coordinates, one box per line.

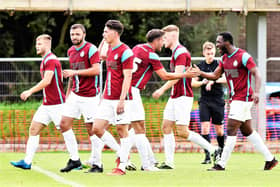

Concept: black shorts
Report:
left=199, top=100, right=225, bottom=125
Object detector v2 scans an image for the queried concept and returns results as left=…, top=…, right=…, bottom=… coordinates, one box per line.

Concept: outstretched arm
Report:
left=195, top=64, right=224, bottom=80
left=152, top=65, right=185, bottom=99
left=155, top=66, right=200, bottom=81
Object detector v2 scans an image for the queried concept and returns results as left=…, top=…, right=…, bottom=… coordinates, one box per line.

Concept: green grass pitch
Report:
left=1, top=152, right=279, bottom=187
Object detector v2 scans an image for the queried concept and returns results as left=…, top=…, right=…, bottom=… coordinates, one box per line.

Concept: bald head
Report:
left=36, top=34, right=52, bottom=56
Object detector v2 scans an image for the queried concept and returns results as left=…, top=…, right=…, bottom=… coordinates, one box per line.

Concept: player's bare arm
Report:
left=155, top=66, right=199, bottom=81
left=152, top=65, right=185, bottom=99
left=250, top=66, right=261, bottom=104
left=117, top=69, right=132, bottom=114
left=195, top=64, right=224, bottom=80
left=191, top=77, right=209, bottom=88
left=20, top=70, right=54, bottom=101
left=65, top=77, right=73, bottom=98
left=63, top=63, right=100, bottom=78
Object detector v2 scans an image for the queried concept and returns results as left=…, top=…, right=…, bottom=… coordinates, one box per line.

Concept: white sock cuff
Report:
left=187, top=131, right=194, bottom=141
left=247, top=130, right=257, bottom=139
left=120, top=137, right=130, bottom=144
left=164, top=133, right=174, bottom=138
left=62, top=129, right=74, bottom=136
left=129, top=128, right=135, bottom=136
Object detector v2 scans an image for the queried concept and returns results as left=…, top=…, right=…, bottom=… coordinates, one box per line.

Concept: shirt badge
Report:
left=114, top=54, right=118, bottom=60
left=233, top=60, right=238, bottom=67
left=80, top=51, right=85, bottom=57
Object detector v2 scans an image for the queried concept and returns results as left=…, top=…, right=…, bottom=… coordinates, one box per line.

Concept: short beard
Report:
left=72, top=39, right=83, bottom=46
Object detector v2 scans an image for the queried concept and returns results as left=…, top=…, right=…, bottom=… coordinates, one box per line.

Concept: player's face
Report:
left=70, top=28, right=85, bottom=46
left=154, top=37, right=164, bottom=52
left=163, top=32, right=172, bottom=49
left=35, top=39, right=46, bottom=56
left=203, top=47, right=216, bottom=62
left=216, top=35, right=228, bottom=55
left=103, top=26, right=117, bottom=45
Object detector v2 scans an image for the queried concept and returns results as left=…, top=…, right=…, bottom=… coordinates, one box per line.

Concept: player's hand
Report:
left=152, top=89, right=164, bottom=99
left=20, top=90, right=32, bottom=101
left=201, top=78, right=209, bottom=85
left=252, top=92, right=259, bottom=104
left=63, top=69, right=77, bottom=78
left=116, top=100, right=125, bottom=115
left=205, top=81, right=214, bottom=91
left=185, top=66, right=200, bottom=78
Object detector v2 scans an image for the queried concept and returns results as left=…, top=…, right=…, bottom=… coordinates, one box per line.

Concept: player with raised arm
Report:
left=130, top=29, right=199, bottom=171
left=10, top=34, right=65, bottom=169
left=93, top=20, right=134, bottom=176
left=196, top=32, right=278, bottom=171
left=152, top=25, right=220, bottom=169
left=60, top=24, right=120, bottom=173
left=192, top=41, right=226, bottom=164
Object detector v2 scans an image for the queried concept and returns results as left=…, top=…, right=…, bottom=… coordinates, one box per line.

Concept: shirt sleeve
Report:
left=44, top=59, right=57, bottom=72
left=242, top=52, right=256, bottom=70
left=149, top=52, right=163, bottom=71
left=121, top=48, right=134, bottom=69
left=88, top=45, right=100, bottom=64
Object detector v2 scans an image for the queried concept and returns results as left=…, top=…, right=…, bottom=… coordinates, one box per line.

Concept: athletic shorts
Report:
left=95, top=99, right=131, bottom=125
left=63, top=92, right=100, bottom=123
left=199, top=100, right=225, bottom=125
left=130, top=87, right=145, bottom=122
left=32, top=104, right=64, bottom=129
left=163, top=96, right=193, bottom=125
left=229, top=100, right=253, bottom=122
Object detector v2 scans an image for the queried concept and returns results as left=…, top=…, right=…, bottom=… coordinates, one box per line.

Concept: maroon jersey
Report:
left=40, top=52, right=65, bottom=105
left=132, top=44, right=164, bottom=90
left=67, top=41, right=100, bottom=97
left=103, top=43, right=134, bottom=100
left=170, top=44, right=193, bottom=98
left=219, top=48, right=256, bottom=102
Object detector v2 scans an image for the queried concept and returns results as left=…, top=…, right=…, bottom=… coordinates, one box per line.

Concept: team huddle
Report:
left=10, top=19, right=278, bottom=175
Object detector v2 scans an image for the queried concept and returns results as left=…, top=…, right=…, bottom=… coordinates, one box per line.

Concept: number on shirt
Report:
left=132, top=57, right=142, bottom=73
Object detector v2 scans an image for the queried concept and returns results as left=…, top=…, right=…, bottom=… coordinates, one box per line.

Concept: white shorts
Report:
left=95, top=99, right=131, bottom=125
left=130, top=87, right=145, bottom=122
left=32, top=104, right=64, bottom=129
left=229, top=100, right=253, bottom=122
left=163, top=96, right=193, bottom=125
left=63, top=92, right=100, bottom=123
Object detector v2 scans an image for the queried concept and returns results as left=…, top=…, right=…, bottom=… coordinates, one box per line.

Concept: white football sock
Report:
left=164, top=133, right=175, bottom=165
left=62, top=129, right=79, bottom=161
left=101, top=131, right=120, bottom=157
left=128, top=128, right=136, bottom=148
left=118, top=137, right=130, bottom=171
left=24, top=135, right=40, bottom=164
left=145, top=136, right=157, bottom=165
left=218, top=136, right=237, bottom=168
left=135, top=134, right=150, bottom=168
left=247, top=130, right=274, bottom=161
left=187, top=131, right=215, bottom=154
left=89, top=135, right=104, bottom=167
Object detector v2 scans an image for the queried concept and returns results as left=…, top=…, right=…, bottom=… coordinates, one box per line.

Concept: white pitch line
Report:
left=32, top=166, right=84, bottom=187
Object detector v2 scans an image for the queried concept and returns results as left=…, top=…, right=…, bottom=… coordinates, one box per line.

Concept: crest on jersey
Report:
left=114, top=54, right=118, bottom=60
left=233, top=60, right=238, bottom=67
left=80, top=51, right=85, bottom=57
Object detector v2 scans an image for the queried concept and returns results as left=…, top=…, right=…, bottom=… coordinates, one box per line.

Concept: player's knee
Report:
left=240, top=128, right=253, bottom=137
left=227, top=128, right=237, bottom=136
left=29, top=126, right=39, bottom=136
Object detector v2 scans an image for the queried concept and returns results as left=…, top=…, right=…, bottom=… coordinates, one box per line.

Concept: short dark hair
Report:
left=70, top=24, right=86, bottom=33
left=146, top=29, right=165, bottom=43
left=218, top=32, right=234, bottom=45
left=105, top=20, right=124, bottom=36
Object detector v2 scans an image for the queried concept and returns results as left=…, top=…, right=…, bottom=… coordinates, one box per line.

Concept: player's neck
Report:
left=75, top=40, right=85, bottom=48
left=110, top=38, right=121, bottom=49
left=205, top=59, right=213, bottom=64
left=41, top=50, right=51, bottom=58
left=170, top=41, right=179, bottom=51
left=227, top=46, right=236, bottom=55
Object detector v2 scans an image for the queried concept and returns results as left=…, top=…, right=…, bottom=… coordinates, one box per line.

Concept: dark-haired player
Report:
left=197, top=32, right=278, bottom=171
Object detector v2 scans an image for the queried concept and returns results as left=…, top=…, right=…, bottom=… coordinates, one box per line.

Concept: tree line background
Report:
left=0, top=11, right=227, bottom=102
left=0, top=11, right=227, bottom=58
